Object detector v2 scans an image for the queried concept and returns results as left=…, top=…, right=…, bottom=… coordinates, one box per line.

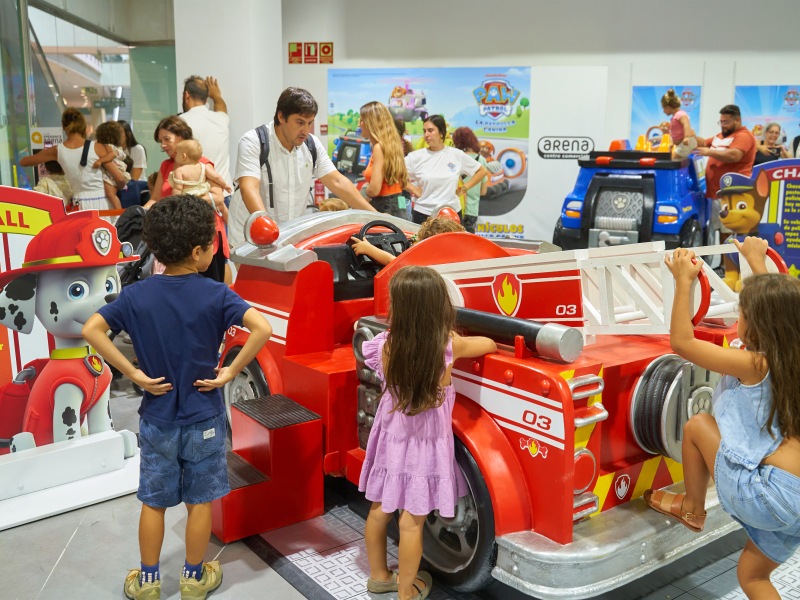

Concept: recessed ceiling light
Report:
left=151, top=61, right=156, bottom=64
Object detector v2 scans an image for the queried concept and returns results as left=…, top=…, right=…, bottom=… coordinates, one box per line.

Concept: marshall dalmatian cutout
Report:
left=0, top=207, right=137, bottom=456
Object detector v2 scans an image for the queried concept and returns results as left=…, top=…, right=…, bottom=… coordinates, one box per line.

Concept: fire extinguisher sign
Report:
left=304, top=43, right=318, bottom=64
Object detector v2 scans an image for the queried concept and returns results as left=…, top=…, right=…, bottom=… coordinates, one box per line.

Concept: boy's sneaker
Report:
left=179, top=561, right=223, bottom=599
left=124, top=569, right=161, bottom=599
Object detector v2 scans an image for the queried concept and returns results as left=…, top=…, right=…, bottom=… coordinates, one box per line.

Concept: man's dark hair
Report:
left=720, top=105, right=741, bottom=119
left=184, top=75, right=208, bottom=103
left=142, top=195, right=216, bottom=266
left=273, top=87, right=318, bottom=127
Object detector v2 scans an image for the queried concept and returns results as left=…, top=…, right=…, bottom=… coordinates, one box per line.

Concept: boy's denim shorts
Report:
left=138, top=413, right=230, bottom=508
left=715, top=448, right=800, bottom=563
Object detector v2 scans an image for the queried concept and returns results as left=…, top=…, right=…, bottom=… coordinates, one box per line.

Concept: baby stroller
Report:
left=110, top=206, right=154, bottom=394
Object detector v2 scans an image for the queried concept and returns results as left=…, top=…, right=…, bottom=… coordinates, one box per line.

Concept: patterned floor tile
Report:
left=262, top=512, right=364, bottom=561
left=292, top=538, right=399, bottom=599
left=684, top=568, right=742, bottom=599
left=774, top=552, right=800, bottom=588
left=329, top=505, right=368, bottom=535
left=672, top=557, right=738, bottom=592
left=639, top=584, right=688, bottom=599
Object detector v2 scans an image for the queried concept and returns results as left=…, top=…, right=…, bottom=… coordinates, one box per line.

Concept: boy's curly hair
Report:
left=142, top=195, right=217, bottom=266
left=417, top=216, right=465, bottom=241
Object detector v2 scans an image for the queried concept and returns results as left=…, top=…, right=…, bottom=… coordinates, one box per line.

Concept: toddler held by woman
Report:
left=93, top=121, right=129, bottom=209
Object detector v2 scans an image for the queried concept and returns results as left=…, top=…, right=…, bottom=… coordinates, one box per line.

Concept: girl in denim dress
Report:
left=359, top=266, right=496, bottom=600
left=645, top=237, right=800, bottom=599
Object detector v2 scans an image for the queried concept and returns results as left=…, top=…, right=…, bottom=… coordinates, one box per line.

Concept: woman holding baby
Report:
left=145, top=115, right=230, bottom=282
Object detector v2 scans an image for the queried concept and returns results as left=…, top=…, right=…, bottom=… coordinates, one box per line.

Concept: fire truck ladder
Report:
left=578, top=242, right=753, bottom=337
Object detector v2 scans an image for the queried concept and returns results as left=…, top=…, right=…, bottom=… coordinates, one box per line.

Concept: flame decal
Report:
left=497, top=276, right=518, bottom=315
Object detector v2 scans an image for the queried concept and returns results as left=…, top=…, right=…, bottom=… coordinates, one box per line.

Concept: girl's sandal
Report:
left=644, top=489, right=707, bottom=533
left=366, top=571, right=398, bottom=593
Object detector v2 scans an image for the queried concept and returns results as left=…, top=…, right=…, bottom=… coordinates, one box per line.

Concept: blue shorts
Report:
left=715, top=448, right=800, bottom=563
left=138, top=413, right=230, bottom=508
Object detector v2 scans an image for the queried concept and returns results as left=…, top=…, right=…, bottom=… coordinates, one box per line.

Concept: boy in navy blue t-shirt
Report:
left=83, top=195, right=271, bottom=600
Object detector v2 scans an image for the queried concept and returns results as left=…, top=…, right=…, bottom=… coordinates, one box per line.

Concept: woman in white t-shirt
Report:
left=404, top=115, right=489, bottom=224
left=119, top=120, right=147, bottom=181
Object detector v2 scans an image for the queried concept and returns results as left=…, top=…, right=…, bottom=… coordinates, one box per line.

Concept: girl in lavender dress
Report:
left=359, top=266, right=496, bottom=600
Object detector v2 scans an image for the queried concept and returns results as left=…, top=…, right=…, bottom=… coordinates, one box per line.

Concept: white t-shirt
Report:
left=405, top=146, right=480, bottom=215
left=180, top=105, right=232, bottom=189
left=126, top=144, right=147, bottom=181
left=228, top=122, right=336, bottom=248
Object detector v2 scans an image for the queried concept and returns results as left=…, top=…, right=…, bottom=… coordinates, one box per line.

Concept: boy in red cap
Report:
left=83, top=195, right=272, bottom=600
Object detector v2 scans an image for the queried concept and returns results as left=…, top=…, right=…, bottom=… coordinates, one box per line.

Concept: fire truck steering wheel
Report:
left=350, top=220, right=411, bottom=270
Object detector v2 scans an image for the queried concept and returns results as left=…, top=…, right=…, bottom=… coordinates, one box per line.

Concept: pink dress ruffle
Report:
left=358, top=332, right=469, bottom=517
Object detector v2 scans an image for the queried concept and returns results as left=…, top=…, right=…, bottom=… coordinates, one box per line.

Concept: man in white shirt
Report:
left=180, top=75, right=232, bottom=199
left=229, top=87, right=375, bottom=247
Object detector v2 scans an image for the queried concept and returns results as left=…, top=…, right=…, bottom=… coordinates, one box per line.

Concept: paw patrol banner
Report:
left=327, top=66, right=607, bottom=242
left=745, top=158, right=800, bottom=277
left=630, top=86, right=703, bottom=146
left=735, top=86, right=800, bottom=153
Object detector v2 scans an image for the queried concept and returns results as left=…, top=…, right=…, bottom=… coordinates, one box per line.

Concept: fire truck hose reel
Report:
left=629, top=355, right=720, bottom=462
left=455, top=308, right=584, bottom=362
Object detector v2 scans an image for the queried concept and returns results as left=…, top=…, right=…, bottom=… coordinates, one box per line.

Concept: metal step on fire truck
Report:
left=213, top=209, right=787, bottom=599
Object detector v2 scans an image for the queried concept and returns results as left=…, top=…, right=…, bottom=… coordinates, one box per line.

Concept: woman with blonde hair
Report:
left=360, top=101, right=410, bottom=218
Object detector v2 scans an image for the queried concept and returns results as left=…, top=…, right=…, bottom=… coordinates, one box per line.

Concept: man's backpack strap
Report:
left=255, top=124, right=275, bottom=209
left=305, top=136, right=317, bottom=169
left=79, top=140, right=92, bottom=167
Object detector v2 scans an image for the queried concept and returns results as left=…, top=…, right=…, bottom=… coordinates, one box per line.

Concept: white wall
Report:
left=281, top=0, right=800, bottom=148
left=174, top=0, right=283, bottom=176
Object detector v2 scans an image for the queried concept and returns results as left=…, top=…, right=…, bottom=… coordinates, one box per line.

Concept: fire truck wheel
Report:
left=553, top=217, right=563, bottom=247
left=418, top=437, right=496, bottom=592
left=222, top=348, right=269, bottom=442
left=679, top=218, right=703, bottom=248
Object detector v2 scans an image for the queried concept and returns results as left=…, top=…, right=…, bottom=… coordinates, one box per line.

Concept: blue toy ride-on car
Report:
left=553, top=141, right=708, bottom=250
left=332, top=129, right=372, bottom=176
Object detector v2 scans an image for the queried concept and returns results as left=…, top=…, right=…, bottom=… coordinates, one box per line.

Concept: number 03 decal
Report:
left=522, top=410, right=552, bottom=431
left=556, top=305, right=577, bottom=316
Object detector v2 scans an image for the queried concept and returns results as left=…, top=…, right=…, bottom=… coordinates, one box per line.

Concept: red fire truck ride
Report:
left=212, top=209, right=787, bottom=599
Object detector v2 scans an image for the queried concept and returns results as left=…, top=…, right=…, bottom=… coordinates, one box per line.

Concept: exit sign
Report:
left=93, top=97, right=125, bottom=109
left=81, top=86, right=97, bottom=95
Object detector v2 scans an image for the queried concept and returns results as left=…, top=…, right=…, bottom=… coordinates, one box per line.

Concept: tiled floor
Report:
left=3, top=336, right=800, bottom=599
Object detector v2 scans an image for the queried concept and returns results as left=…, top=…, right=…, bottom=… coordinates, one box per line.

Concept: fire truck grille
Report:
left=595, top=216, right=636, bottom=231
left=595, top=189, right=643, bottom=228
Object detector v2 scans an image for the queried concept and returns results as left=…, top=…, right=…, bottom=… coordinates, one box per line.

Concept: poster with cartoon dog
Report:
left=0, top=187, right=137, bottom=458
left=717, top=159, right=800, bottom=283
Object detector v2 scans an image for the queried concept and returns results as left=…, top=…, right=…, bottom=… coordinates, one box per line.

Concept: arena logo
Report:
left=537, top=137, right=594, bottom=159
left=473, top=79, right=520, bottom=120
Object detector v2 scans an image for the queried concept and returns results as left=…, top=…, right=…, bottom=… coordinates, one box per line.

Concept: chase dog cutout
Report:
left=717, top=170, right=769, bottom=291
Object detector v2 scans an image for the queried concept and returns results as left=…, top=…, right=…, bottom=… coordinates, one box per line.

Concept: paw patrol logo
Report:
left=473, top=79, right=520, bottom=120
left=723, top=175, right=733, bottom=187
left=92, top=228, right=112, bottom=256
left=680, top=90, right=696, bottom=108
left=612, top=196, right=628, bottom=212
left=783, top=90, right=799, bottom=112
